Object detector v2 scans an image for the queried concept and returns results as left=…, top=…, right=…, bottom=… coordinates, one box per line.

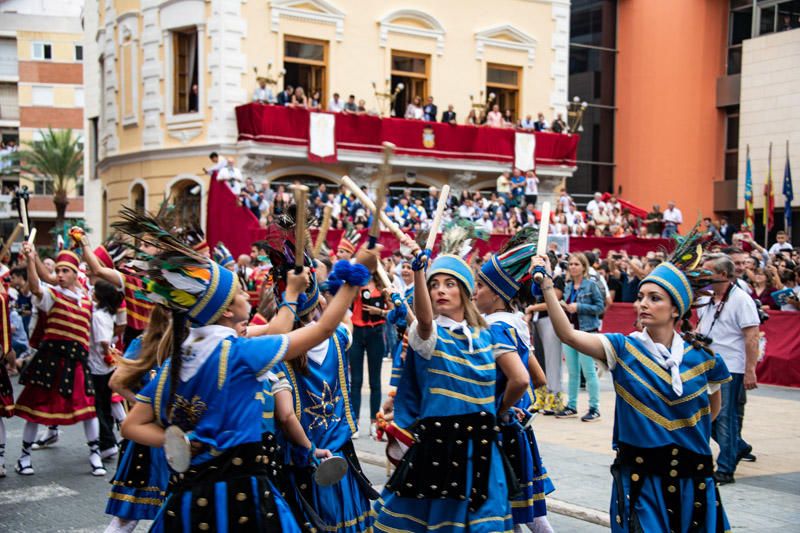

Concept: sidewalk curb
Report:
left=356, top=450, right=611, bottom=527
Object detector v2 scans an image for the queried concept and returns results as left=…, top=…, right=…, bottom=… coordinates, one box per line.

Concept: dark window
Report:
left=391, top=55, right=426, bottom=74
left=75, top=44, right=83, bottom=61
left=285, top=40, right=324, bottom=61
left=730, top=9, right=753, bottom=45
left=173, top=28, right=199, bottom=114
left=725, top=152, right=739, bottom=181
left=726, top=114, right=739, bottom=150
left=760, top=5, right=776, bottom=35
left=34, top=178, right=54, bottom=195
left=727, top=46, right=743, bottom=75
left=569, top=47, right=615, bottom=106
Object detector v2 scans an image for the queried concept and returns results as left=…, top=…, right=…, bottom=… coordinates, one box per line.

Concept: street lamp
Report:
left=567, top=96, right=588, bottom=132
left=373, top=78, right=404, bottom=117
left=469, top=90, right=496, bottom=122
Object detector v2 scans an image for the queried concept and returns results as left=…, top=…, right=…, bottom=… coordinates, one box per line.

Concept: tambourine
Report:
left=313, top=455, right=348, bottom=487
left=164, top=425, right=191, bottom=473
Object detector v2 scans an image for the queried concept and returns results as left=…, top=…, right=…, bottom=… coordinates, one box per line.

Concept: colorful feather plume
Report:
left=664, top=221, right=716, bottom=299
left=439, top=217, right=488, bottom=259
left=494, top=226, right=539, bottom=282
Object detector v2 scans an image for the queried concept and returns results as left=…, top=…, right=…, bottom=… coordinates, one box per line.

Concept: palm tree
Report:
left=16, top=128, right=83, bottom=227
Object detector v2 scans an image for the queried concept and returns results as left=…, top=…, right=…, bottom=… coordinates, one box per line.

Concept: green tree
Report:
left=16, top=128, right=83, bottom=227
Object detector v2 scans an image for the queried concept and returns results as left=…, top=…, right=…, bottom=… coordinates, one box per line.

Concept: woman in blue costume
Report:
left=263, top=226, right=379, bottom=533
left=104, top=305, right=172, bottom=533
left=530, top=225, right=732, bottom=533
left=473, top=230, right=555, bottom=533
left=385, top=260, right=414, bottom=390
left=115, top=208, right=379, bottom=533
left=372, top=226, right=530, bottom=533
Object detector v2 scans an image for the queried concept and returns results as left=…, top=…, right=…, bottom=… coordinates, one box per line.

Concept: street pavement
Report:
left=0, top=362, right=798, bottom=531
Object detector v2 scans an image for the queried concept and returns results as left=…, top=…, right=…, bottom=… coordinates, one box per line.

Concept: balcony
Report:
left=235, top=103, right=579, bottom=176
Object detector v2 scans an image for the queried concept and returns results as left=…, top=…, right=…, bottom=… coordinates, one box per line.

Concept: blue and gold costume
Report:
left=105, top=337, right=168, bottom=520
left=274, top=324, right=376, bottom=533
left=600, top=333, right=732, bottom=533
left=373, top=254, right=514, bottom=533
left=386, top=286, right=413, bottom=387
left=595, top=261, right=732, bottom=533
left=487, top=312, right=555, bottom=525
left=136, top=328, right=301, bottom=533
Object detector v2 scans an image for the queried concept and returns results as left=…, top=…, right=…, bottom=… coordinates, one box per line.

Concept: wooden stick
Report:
left=369, top=143, right=394, bottom=248
left=340, top=175, right=407, bottom=241
left=424, top=184, right=450, bottom=252
left=27, top=228, right=37, bottom=245
left=533, top=201, right=551, bottom=282
left=312, top=205, right=332, bottom=257
left=376, top=261, right=393, bottom=291
left=290, top=184, right=310, bottom=273
left=19, top=196, right=29, bottom=237
left=0, top=223, right=23, bottom=262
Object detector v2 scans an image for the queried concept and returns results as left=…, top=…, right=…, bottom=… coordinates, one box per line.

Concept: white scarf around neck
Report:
left=630, top=328, right=685, bottom=396
left=436, top=315, right=473, bottom=352
left=179, top=325, right=237, bottom=381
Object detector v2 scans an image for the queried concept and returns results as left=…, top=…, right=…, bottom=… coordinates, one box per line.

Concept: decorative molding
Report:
left=263, top=164, right=342, bottom=183
left=475, top=24, right=538, bottom=67
left=160, top=0, right=205, bottom=29
left=270, top=0, right=345, bottom=41
left=449, top=171, right=477, bottom=194
left=141, top=0, right=164, bottom=147
left=97, top=142, right=239, bottom=173
left=379, top=9, right=445, bottom=55
left=239, top=154, right=273, bottom=177
left=166, top=118, right=204, bottom=144
left=118, top=13, right=139, bottom=127
left=348, top=164, right=378, bottom=186
left=128, top=178, right=149, bottom=210
left=100, top=0, right=119, bottom=158
left=208, top=0, right=248, bottom=144
left=548, top=1, right=570, bottom=113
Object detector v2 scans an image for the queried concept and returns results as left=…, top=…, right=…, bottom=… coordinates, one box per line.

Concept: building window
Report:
left=283, top=36, right=327, bottom=106
left=131, top=183, right=145, bottom=213
left=74, top=87, right=84, bottom=108
left=724, top=108, right=739, bottom=181
left=170, top=179, right=202, bottom=227
left=75, top=44, right=83, bottom=61
left=391, top=51, right=429, bottom=118
left=172, top=28, right=199, bottom=114
left=0, top=82, right=19, bottom=120
left=0, top=38, right=18, bottom=77
left=89, top=116, right=99, bottom=180
left=32, top=42, right=52, bottom=60
left=31, top=86, right=54, bottom=106
left=33, top=177, right=54, bottom=195
left=486, top=64, right=521, bottom=123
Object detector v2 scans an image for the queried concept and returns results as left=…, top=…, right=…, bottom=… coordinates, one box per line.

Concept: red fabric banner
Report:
left=206, top=174, right=263, bottom=259
left=603, top=303, right=800, bottom=388
left=236, top=103, right=579, bottom=167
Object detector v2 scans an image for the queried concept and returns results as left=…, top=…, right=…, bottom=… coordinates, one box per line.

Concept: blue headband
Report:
left=427, top=255, right=475, bottom=295
left=639, top=262, right=693, bottom=317
left=188, top=261, right=241, bottom=326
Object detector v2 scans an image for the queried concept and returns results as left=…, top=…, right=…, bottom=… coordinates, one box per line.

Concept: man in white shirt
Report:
left=458, top=199, right=476, bottom=220
left=476, top=212, right=493, bottom=234
left=524, top=171, right=539, bottom=207
left=585, top=192, right=605, bottom=217
left=767, top=230, right=793, bottom=256
left=217, top=158, right=243, bottom=195
left=328, top=92, right=344, bottom=113
left=697, top=254, right=760, bottom=485
left=662, top=200, right=683, bottom=238
left=252, top=78, right=275, bottom=104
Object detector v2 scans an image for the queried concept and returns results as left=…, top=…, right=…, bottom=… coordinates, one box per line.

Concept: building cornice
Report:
left=379, top=9, right=446, bottom=56
left=270, top=0, right=346, bottom=41
left=96, top=142, right=237, bottom=173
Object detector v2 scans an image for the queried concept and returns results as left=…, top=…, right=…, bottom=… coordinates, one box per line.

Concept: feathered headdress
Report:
left=263, top=206, right=320, bottom=319
left=478, top=226, right=539, bottom=303
left=111, top=207, right=239, bottom=326
left=337, top=223, right=361, bottom=256
left=426, top=218, right=489, bottom=296
left=213, top=242, right=235, bottom=270
left=641, top=222, right=715, bottom=316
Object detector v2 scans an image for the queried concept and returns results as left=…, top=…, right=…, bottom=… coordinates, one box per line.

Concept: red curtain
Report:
left=236, top=103, right=579, bottom=167
left=206, top=174, right=263, bottom=258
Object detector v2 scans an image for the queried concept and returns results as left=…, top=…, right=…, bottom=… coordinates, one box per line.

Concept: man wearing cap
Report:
left=14, top=243, right=106, bottom=477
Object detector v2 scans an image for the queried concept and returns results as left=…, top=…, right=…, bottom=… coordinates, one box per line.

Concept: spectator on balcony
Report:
left=519, top=114, right=536, bottom=130
left=502, top=109, right=515, bottom=128
left=276, top=84, right=294, bottom=106
left=458, top=198, right=477, bottom=220
left=524, top=171, right=539, bottom=207
left=476, top=211, right=493, bottom=234
left=510, top=168, right=525, bottom=205
left=423, top=96, right=438, bottom=122
left=486, top=104, right=503, bottom=128
left=551, top=113, right=567, bottom=133
left=309, top=89, right=322, bottom=111
left=662, top=200, right=683, bottom=237
left=188, top=83, right=199, bottom=112
left=496, top=171, right=511, bottom=202
left=719, top=216, right=735, bottom=244
left=534, top=112, right=549, bottom=132
left=441, top=105, right=457, bottom=125
left=202, top=151, right=226, bottom=176
left=493, top=209, right=509, bottom=234
left=356, top=99, right=368, bottom=115
left=217, top=158, right=243, bottom=195
left=404, top=96, right=424, bottom=120
left=645, top=204, right=663, bottom=238
left=328, top=92, right=344, bottom=112
left=343, top=94, right=358, bottom=114
left=465, top=108, right=479, bottom=125
left=253, top=77, right=275, bottom=104
left=291, top=86, right=308, bottom=108
left=585, top=192, right=604, bottom=217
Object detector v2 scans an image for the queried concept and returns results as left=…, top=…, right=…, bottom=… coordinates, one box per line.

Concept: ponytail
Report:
left=166, top=312, right=189, bottom=421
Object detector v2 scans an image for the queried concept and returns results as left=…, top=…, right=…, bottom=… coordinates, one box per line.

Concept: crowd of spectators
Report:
left=253, top=81, right=572, bottom=133
left=0, top=139, right=18, bottom=172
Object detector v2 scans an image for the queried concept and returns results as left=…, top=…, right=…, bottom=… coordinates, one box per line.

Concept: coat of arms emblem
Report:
left=422, top=127, right=435, bottom=148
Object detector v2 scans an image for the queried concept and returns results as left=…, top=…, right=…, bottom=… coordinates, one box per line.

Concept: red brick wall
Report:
left=20, top=107, right=83, bottom=129
left=18, top=61, right=82, bottom=85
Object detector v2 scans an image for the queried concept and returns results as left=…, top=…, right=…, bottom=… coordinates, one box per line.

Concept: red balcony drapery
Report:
left=236, top=103, right=579, bottom=167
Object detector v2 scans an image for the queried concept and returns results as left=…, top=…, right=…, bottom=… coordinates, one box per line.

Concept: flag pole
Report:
left=787, top=139, right=791, bottom=236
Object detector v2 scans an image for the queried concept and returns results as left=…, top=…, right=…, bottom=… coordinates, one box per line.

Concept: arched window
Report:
left=131, top=183, right=145, bottom=213
left=170, top=179, right=202, bottom=228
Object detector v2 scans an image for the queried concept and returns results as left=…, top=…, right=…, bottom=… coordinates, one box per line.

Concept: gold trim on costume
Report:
left=427, top=368, right=496, bottom=387
left=616, top=357, right=708, bottom=406
left=154, top=360, right=170, bottom=425
left=431, top=350, right=495, bottom=371
left=614, top=382, right=710, bottom=431
left=256, top=334, right=289, bottom=378
left=14, top=404, right=95, bottom=419
left=334, top=331, right=357, bottom=434
left=218, top=341, right=230, bottom=390
left=428, top=387, right=494, bottom=405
